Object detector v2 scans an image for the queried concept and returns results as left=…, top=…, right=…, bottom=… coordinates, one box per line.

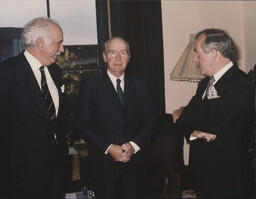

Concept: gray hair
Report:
left=195, top=28, right=234, bottom=59
left=104, top=36, right=130, bottom=55
left=22, top=17, right=61, bottom=48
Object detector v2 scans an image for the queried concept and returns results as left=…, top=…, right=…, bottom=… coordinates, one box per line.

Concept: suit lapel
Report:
left=102, top=72, right=123, bottom=107
left=101, top=72, right=138, bottom=108
left=197, top=77, right=209, bottom=100
left=199, top=65, right=237, bottom=100
left=123, top=74, right=134, bottom=102
left=48, top=65, right=60, bottom=89
left=213, top=64, right=238, bottom=96
left=124, top=74, right=141, bottom=111
left=16, top=54, right=50, bottom=119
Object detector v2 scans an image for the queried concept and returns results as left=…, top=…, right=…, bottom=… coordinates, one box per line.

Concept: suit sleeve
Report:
left=130, top=79, right=157, bottom=148
left=178, top=77, right=255, bottom=138
left=75, top=77, right=110, bottom=153
left=0, top=65, right=9, bottom=126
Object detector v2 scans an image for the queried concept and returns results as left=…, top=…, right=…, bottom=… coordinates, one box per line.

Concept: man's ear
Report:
left=102, top=52, right=107, bottom=63
left=213, top=49, right=223, bottom=61
left=210, top=48, right=219, bottom=60
left=35, top=37, right=44, bottom=49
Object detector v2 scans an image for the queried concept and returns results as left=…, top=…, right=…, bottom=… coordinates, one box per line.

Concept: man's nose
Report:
left=115, top=53, right=121, bottom=61
left=59, top=44, right=64, bottom=53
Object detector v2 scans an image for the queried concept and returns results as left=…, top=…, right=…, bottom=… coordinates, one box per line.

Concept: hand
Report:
left=108, top=144, right=125, bottom=162
left=121, top=142, right=135, bottom=163
left=192, top=130, right=216, bottom=142
left=172, top=106, right=184, bottom=124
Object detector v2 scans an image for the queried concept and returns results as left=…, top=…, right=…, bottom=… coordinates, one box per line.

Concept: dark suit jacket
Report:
left=177, top=64, right=255, bottom=198
left=76, top=71, right=156, bottom=178
left=0, top=53, right=67, bottom=199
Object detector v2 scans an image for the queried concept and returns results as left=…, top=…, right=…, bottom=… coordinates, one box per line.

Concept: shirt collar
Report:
left=213, top=61, right=233, bottom=84
left=107, top=70, right=125, bottom=83
left=24, top=50, right=42, bottom=72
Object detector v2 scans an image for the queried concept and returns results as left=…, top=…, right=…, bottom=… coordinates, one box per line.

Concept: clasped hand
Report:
left=108, top=142, right=135, bottom=163
left=192, top=130, right=216, bottom=142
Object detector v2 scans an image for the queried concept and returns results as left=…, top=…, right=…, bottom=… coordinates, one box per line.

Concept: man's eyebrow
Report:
left=57, top=40, right=64, bottom=44
left=107, top=49, right=128, bottom=52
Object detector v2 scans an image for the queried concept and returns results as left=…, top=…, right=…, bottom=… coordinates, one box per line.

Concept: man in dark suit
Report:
left=76, top=36, right=156, bottom=199
left=172, top=28, right=255, bottom=199
left=0, top=17, right=67, bottom=199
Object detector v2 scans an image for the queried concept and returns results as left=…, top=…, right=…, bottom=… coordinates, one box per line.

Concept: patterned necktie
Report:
left=116, top=79, right=124, bottom=106
left=204, top=77, right=215, bottom=99
left=39, top=66, right=56, bottom=120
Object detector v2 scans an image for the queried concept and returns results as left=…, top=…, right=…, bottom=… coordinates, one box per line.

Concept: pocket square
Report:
left=207, top=86, right=220, bottom=99
left=61, top=85, right=65, bottom=93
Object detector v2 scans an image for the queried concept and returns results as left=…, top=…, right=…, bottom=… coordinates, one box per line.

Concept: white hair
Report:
left=22, top=17, right=61, bottom=48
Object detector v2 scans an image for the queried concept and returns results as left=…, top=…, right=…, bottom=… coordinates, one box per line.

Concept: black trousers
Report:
left=44, top=166, right=65, bottom=199
left=0, top=166, right=64, bottom=199
left=94, top=163, right=137, bottom=199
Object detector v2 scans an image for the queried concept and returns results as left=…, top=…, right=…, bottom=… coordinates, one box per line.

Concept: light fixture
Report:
left=170, top=34, right=204, bottom=83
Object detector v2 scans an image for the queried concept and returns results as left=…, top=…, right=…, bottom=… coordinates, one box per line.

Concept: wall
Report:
left=161, top=0, right=256, bottom=113
left=161, top=1, right=256, bottom=164
left=244, top=1, right=256, bottom=70
left=0, top=0, right=98, bottom=45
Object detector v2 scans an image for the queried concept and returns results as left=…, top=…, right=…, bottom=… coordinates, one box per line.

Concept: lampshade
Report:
left=170, top=34, right=204, bottom=82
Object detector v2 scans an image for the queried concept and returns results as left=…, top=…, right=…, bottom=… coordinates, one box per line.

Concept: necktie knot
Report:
left=208, top=77, right=215, bottom=85
left=116, top=78, right=121, bottom=85
left=39, top=66, right=44, bottom=72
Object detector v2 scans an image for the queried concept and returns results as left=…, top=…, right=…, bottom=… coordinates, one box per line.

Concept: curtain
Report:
left=109, top=0, right=165, bottom=116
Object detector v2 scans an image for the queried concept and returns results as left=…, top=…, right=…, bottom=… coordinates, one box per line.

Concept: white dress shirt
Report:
left=105, top=70, right=140, bottom=154
left=107, top=70, right=125, bottom=92
left=24, top=50, right=59, bottom=115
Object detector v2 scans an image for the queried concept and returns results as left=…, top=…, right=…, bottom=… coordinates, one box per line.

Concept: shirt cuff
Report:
left=189, top=135, right=198, bottom=141
left=104, top=144, right=112, bottom=154
left=129, top=141, right=140, bottom=153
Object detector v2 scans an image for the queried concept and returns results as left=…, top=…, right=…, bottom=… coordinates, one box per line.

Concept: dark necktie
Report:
left=204, top=76, right=215, bottom=99
left=39, top=66, right=56, bottom=120
left=116, top=79, right=124, bottom=106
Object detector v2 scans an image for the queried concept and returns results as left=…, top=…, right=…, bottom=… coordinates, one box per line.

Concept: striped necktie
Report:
left=39, top=66, right=56, bottom=120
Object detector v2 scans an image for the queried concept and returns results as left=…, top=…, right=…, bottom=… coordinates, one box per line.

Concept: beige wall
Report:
left=161, top=1, right=256, bottom=113
left=244, top=1, right=256, bottom=69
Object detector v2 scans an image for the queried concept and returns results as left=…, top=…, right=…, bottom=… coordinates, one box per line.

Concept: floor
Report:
left=65, top=190, right=196, bottom=199
left=65, top=154, right=197, bottom=199
left=64, top=180, right=197, bottom=199
left=182, top=189, right=197, bottom=198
